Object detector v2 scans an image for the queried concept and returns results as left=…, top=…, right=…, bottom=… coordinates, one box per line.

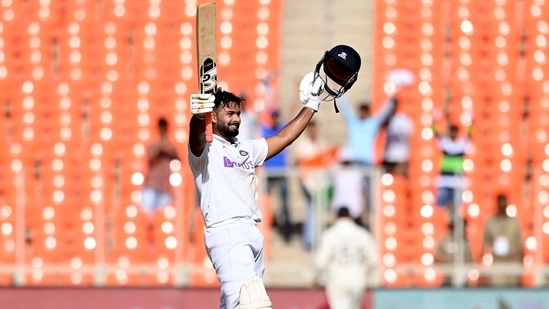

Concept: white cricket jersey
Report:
left=188, top=134, right=268, bottom=228
left=315, top=219, right=378, bottom=287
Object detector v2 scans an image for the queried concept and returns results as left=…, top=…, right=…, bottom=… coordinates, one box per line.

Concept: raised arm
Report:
left=375, top=96, right=397, bottom=124
left=337, top=94, right=356, bottom=121
left=189, top=94, right=216, bottom=157
left=466, top=122, right=473, bottom=139
left=431, top=122, right=442, bottom=139
left=265, top=107, right=315, bottom=160
left=265, top=72, right=324, bottom=160
left=189, top=114, right=208, bottom=157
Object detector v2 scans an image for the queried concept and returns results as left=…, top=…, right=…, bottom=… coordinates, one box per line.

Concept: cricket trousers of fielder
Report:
left=205, top=219, right=266, bottom=309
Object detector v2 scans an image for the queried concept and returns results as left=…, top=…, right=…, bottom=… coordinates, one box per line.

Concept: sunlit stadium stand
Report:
left=0, top=0, right=548, bottom=291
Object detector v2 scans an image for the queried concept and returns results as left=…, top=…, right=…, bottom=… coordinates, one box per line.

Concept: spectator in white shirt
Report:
left=382, top=102, right=413, bottom=178
left=330, top=148, right=365, bottom=225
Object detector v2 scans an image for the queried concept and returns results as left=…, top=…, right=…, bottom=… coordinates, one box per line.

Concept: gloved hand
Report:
left=299, top=72, right=324, bottom=112
left=190, top=93, right=215, bottom=119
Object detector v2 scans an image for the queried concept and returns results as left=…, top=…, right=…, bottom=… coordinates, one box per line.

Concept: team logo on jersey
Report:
left=223, top=156, right=254, bottom=170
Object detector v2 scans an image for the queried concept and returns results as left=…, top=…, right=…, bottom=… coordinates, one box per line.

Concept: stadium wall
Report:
left=3, top=287, right=549, bottom=309
left=0, top=287, right=367, bottom=309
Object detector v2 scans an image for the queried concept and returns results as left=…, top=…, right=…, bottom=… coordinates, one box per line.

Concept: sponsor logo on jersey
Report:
left=223, top=156, right=254, bottom=170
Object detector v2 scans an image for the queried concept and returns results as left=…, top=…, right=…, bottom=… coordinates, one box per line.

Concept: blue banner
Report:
left=374, top=289, right=548, bottom=309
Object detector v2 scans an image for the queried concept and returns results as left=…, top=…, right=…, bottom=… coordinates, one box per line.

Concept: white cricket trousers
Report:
left=326, top=283, right=365, bottom=309
left=205, top=220, right=266, bottom=309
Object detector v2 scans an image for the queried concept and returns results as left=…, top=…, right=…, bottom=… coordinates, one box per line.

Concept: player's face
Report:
left=214, top=101, right=241, bottom=139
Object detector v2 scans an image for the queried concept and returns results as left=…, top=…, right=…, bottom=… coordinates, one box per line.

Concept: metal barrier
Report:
left=1, top=164, right=547, bottom=288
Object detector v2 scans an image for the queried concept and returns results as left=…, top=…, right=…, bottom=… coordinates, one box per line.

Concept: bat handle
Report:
left=205, top=112, right=213, bottom=143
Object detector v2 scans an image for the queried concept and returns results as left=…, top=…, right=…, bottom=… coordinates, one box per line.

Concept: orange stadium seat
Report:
left=151, top=205, right=185, bottom=263
left=413, top=268, right=444, bottom=288
left=105, top=231, right=153, bottom=286
left=0, top=204, right=17, bottom=268
left=382, top=268, right=412, bottom=288
left=188, top=209, right=218, bottom=288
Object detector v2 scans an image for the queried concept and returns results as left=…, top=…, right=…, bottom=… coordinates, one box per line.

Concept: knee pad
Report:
left=239, top=275, right=272, bottom=309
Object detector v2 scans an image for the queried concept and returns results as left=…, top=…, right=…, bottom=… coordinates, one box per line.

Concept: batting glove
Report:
left=190, top=93, right=215, bottom=119
left=299, top=72, right=324, bottom=112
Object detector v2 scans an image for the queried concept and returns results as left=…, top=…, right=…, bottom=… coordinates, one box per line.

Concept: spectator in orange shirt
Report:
left=293, top=121, right=334, bottom=250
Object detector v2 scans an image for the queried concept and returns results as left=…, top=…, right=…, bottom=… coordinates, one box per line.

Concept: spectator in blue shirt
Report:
left=261, top=110, right=292, bottom=243
left=338, top=95, right=396, bottom=165
left=338, top=95, right=396, bottom=214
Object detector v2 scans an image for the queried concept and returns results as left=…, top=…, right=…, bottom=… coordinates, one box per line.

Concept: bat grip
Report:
left=205, top=112, right=213, bottom=143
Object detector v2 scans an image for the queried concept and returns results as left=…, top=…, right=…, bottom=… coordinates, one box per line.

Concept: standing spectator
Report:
left=141, top=117, right=179, bottom=217
left=432, top=114, right=472, bottom=217
left=261, top=110, right=292, bottom=243
left=238, top=106, right=261, bottom=140
left=330, top=147, right=365, bottom=226
left=382, top=102, right=414, bottom=178
left=313, top=207, right=378, bottom=309
left=338, top=95, right=396, bottom=166
left=434, top=219, right=473, bottom=286
left=482, top=194, right=523, bottom=287
left=338, top=95, right=396, bottom=213
left=294, top=120, right=332, bottom=250
left=239, top=70, right=277, bottom=141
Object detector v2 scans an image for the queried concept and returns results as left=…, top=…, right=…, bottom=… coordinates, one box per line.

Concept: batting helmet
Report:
left=314, top=45, right=361, bottom=111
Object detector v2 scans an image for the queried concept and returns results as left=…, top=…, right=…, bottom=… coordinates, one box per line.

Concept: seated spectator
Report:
left=141, top=117, right=179, bottom=217
left=434, top=219, right=473, bottom=287
left=481, top=194, right=523, bottom=287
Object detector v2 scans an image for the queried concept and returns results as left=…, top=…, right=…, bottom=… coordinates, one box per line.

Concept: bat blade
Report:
left=196, top=2, right=217, bottom=143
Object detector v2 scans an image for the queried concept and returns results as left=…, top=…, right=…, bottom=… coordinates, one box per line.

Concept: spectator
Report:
left=434, top=219, right=473, bottom=287
left=482, top=194, right=523, bottom=287
left=294, top=120, right=332, bottom=250
left=338, top=94, right=396, bottom=166
left=141, top=117, right=179, bottom=217
left=338, top=94, right=397, bottom=213
left=330, top=147, right=365, bottom=226
left=240, top=71, right=277, bottom=140
left=432, top=113, right=472, bottom=217
left=381, top=100, right=414, bottom=178
left=237, top=106, right=261, bottom=140
left=261, top=110, right=292, bottom=243
left=313, top=207, right=378, bottom=309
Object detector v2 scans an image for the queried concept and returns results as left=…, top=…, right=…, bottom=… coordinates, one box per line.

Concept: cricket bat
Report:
left=196, top=2, right=217, bottom=143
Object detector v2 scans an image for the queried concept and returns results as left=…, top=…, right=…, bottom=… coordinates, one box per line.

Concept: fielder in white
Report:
left=188, top=45, right=362, bottom=309
left=314, top=207, right=379, bottom=309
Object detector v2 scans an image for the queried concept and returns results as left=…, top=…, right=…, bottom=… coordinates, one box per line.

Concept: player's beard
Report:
left=218, top=120, right=239, bottom=138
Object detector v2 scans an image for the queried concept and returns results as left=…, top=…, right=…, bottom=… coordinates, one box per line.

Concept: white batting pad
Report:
left=239, top=276, right=272, bottom=309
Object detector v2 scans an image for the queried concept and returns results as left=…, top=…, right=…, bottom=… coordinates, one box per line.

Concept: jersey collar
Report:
left=213, top=134, right=240, bottom=146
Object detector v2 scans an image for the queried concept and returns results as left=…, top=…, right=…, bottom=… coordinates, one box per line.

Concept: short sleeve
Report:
left=187, top=143, right=208, bottom=173
left=249, top=138, right=268, bottom=167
